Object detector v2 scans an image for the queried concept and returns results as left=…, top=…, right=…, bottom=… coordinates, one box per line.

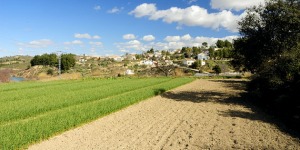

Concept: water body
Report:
left=10, top=77, right=25, bottom=82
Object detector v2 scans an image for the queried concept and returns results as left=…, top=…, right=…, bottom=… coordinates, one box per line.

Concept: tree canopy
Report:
left=30, top=53, right=76, bottom=72
left=231, top=0, right=300, bottom=130
left=30, top=53, right=57, bottom=67
left=60, top=54, right=76, bottom=71
left=232, top=0, right=300, bottom=73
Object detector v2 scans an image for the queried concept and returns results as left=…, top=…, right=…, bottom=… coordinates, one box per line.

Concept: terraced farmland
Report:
left=0, top=77, right=194, bottom=149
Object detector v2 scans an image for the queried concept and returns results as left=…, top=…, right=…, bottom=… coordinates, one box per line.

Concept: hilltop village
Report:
left=0, top=40, right=242, bottom=82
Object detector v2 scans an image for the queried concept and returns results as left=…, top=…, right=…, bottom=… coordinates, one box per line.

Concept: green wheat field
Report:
left=0, top=77, right=194, bottom=149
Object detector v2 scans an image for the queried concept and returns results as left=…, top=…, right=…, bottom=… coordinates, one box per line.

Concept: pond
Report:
left=10, top=77, right=25, bottom=82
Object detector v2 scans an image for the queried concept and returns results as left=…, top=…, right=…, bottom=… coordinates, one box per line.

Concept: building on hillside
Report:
left=154, top=52, right=162, bottom=58
left=110, top=55, right=124, bottom=62
left=197, top=53, right=209, bottom=60
left=140, top=60, right=154, bottom=66
left=125, top=54, right=136, bottom=61
left=125, top=69, right=134, bottom=75
left=164, top=60, right=173, bottom=65
left=182, top=58, right=195, bottom=66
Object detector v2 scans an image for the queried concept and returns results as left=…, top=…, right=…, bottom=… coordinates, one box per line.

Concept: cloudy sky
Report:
left=0, top=0, right=265, bottom=57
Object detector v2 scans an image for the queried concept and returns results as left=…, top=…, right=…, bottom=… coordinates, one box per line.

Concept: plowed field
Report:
left=29, top=79, right=300, bottom=149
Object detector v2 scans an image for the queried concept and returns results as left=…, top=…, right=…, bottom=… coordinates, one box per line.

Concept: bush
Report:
left=212, top=65, right=221, bottom=75
left=47, top=69, right=54, bottom=76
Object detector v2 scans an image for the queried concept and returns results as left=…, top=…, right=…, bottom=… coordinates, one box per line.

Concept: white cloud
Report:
left=64, top=40, right=83, bottom=45
left=75, top=33, right=92, bottom=39
left=93, top=35, right=101, bottom=39
left=194, top=35, right=238, bottom=46
left=143, top=35, right=155, bottom=41
left=176, top=26, right=183, bottom=30
left=123, top=34, right=136, bottom=40
left=164, top=36, right=181, bottom=42
left=116, top=34, right=239, bottom=53
left=74, top=33, right=101, bottom=39
left=130, top=3, right=244, bottom=32
left=115, top=40, right=146, bottom=52
left=89, top=41, right=103, bottom=47
left=210, top=0, right=265, bottom=11
left=181, top=34, right=192, bottom=41
left=187, top=0, right=198, bottom=4
left=18, top=39, right=53, bottom=48
left=120, top=49, right=129, bottom=52
left=94, top=5, right=101, bottom=11
left=128, top=40, right=141, bottom=45
left=129, top=3, right=157, bottom=18
left=108, top=7, right=123, bottom=14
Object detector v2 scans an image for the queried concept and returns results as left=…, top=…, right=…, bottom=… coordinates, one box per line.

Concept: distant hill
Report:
left=0, top=55, right=32, bottom=70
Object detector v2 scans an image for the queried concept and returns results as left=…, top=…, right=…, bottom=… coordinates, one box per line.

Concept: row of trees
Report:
left=209, top=47, right=232, bottom=60
left=30, top=53, right=76, bottom=71
left=231, top=0, right=300, bottom=129
left=216, top=40, right=233, bottom=48
left=30, top=54, right=57, bottom=66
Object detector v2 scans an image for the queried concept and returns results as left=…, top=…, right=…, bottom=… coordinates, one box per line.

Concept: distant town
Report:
left=0, top=40, right=244, bottom=83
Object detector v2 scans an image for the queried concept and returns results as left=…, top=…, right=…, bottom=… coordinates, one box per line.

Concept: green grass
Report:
left=0, top=77, right=194, bottom=149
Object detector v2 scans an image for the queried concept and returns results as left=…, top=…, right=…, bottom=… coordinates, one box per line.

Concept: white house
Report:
left=197, top=53, right=209, bottom=60
left=154, top=52, right=162, bottom=58
left=108, top=55, right=124, bottom=62
left=113, top=56, right=124, bottom=62
left=140, top=60, right=154, bottom=66
left=125, top=69, right=134, bottom=75
left=182, top=58, right=195, bottom=66
left=125, top=54, right=136, bottom=60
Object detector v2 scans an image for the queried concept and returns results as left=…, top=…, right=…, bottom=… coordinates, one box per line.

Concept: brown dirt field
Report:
left=29, top=79, right=300, bottom=150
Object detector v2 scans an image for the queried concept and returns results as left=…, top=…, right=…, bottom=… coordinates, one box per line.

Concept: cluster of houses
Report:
left=76, top=49, right=211, bottom=75
left=182, top=52, right=209, bottom=66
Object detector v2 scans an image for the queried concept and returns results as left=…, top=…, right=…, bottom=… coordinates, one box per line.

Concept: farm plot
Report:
left=0, top=77, right=194, bottom=149
left=30, top=79, right=300, bottom=150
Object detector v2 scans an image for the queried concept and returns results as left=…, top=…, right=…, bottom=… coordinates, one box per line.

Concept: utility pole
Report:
left=57, top=51, right=62, bottom=78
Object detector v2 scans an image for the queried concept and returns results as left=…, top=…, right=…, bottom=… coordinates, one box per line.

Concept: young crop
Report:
left=0, top=77, right=194, bottom=149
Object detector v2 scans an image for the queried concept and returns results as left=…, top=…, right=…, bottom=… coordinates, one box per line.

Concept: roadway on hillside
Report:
left=29, top=79, right=300, bottom=149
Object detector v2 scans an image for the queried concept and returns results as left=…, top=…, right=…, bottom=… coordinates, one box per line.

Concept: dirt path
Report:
left=29, top=79, right=300, bottom=149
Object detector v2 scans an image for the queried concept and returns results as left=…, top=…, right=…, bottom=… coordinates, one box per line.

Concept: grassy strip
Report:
left=0, top=77, right=194, bottom=149
left=0, top=78, right=126, bottom=101
left=0, top=78, right=172, bottom=124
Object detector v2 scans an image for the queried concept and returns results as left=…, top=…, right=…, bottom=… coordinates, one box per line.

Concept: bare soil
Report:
left=29, top=79, right=300, bottom=150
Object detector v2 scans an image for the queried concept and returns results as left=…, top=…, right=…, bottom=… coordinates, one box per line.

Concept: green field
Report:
left=0, top=77, right=194, bottom=149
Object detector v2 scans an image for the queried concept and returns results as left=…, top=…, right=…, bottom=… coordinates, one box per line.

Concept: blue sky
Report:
left=0, top=0, right=264, bottom=57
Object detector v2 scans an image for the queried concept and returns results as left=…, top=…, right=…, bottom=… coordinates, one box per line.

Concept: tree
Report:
left=208, top=47, right=215, bottom=59
left=153, top=61, right=175, bottom=76
left=231, top=0, right=300, bottom=129
left=192, top=46, right=202, bottom=56
left=212, top=65, right=221, bottom=75
left=147, top=48, right=154, bottom=53
left=232, top=0, right=299, bottom=74
left=30, top=53, right=57, bottom=67
left=216, top=40, right=225, bottom=48
left=191, top=60, right=202, bottom=69
left=135, top=54, right=143, bottom=60
left=202, top=42, right=208, bottom=48
left=61, top=54, right=76, bottom=71
left=166, top=51, right=171, bottom=56
left=181, top=47, right=187, bottom=53
left=224, top=40, right=232, bottom=48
